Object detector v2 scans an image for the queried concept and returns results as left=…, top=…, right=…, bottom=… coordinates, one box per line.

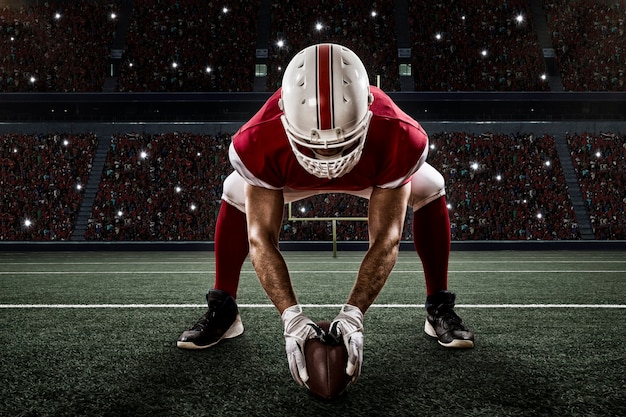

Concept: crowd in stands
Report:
left=409, top=0, right=549, bottom=91
left=85, top=132, right=231, bottom=240
left=267, top=0, right=399, bottom=91
left=4, top=130, right=626, bottom=241
left=1, top=0, right=624, bottom=92
left=427, top=131, right=580, bottom=240
left=0, top=133, right=97, bottom=240
left=0, top=0, right=118, bottom=92
left=544, top=0, right=625, bottom=91
left=117, top=0, right=258, bottom=92
left=568, top=132, right=626, bottom=239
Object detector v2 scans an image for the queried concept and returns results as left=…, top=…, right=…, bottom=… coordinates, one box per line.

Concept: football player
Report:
left=177, top=43, right=474, bottom=386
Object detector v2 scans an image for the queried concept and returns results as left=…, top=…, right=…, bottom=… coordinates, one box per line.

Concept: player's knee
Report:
left=409, top=165, right=446, bottom=211
left=221, top=172, right=246, bottom=212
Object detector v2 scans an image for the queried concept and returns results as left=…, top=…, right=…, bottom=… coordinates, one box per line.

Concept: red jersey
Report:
left=229, top=86, right=428, bottom=191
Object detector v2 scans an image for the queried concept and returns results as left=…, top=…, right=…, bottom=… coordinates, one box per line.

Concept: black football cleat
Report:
left=177, top=289, right=244, bottom=349
left=424, top=290, right=474, bottom=348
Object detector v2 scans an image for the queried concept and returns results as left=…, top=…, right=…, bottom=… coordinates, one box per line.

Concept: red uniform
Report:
left=230, top=86, right=429, bottom=191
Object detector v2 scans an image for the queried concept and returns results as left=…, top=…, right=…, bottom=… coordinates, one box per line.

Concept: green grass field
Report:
left=1, top=250, right=625, bottom=417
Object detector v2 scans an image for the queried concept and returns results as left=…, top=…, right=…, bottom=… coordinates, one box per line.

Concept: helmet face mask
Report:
left=279, top=43, right=373, bottom=179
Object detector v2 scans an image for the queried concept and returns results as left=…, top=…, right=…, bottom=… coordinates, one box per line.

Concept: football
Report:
left=304, top=321, right=352, bottom=400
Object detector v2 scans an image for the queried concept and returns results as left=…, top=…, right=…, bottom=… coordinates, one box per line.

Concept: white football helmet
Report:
left=279, top=44, right=374, bottom=179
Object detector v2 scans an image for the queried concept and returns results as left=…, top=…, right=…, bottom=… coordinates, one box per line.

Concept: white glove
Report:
left=281, top=305, right=322, bottom=386
left=329, top=304, right=364, bottom=382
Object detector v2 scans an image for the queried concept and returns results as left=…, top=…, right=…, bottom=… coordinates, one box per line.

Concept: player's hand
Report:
left=281, top=305, right=322, bottom=386
left=329, top=304, right=364, bottom=382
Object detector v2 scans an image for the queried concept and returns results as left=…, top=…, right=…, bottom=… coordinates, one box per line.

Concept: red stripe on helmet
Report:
left=317, top=44, right=333, bottom=130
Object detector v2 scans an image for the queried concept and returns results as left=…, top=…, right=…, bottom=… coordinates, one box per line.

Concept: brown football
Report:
left=304, top=321, right=352, bottom=400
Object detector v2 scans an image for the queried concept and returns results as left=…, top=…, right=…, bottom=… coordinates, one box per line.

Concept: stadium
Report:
left=1, top=0, right=625, bottom=416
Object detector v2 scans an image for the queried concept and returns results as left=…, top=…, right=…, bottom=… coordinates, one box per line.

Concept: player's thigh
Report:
left=221, top=172, right=247, bottom=211
left=408, top=163, right=445, bottom=211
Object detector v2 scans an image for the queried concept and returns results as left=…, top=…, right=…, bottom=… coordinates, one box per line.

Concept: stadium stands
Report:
left=0, top=133, right=97, bottom=240
left=0, top=1, right=624, bottom=243
left=1, top=128, right=623, bottom=241
left=0, top=0, right=118, bottom=92
left=544, top=0, right=625, bottom=91
left=568, top=132, right=626, bottom=239
left=1, top=0, right=624, bottom=92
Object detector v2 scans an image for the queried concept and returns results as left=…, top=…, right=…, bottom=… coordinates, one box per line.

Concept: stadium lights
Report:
left=76, top=184, right=82, bottom=191
left=172, top=62, right=179, bottom=69
left=63, top=139, right=69, bottom=146
left=595, top=151, right=602, bottom=158
left=140, top=151, right=148, bottom=159
left=24, top=219, right=32, bottom=227
left=371, top=11, right=377, bottom=18
left=54, top=12, right=61, bottom=20
left=480, top=49, right=488, bottom=57
left=540, top=73, right=547, bottom=81
left=315, top=22, right=324, bottom=31
left=276, top=39, right=285, bottom=48
left=222, top=7, right=229, bottom=14
left=29, top=76, right=36, bottom=84
left=117, top=210, right=123, bottom=217
left=496, top=174, right=502, bottom=181
left=544, top=160, right=551, bottom=167
left=435, top=33, right=442, bottom=41
left=430, top=144, right=435, bottom=150
left=446, top=203, right=452, bottom=210
left=471, top=162, right=479, bottom=170
left=536, top=213, right=543, bottom=219
left=175, top=186, right=182, bottom=193
left=190, top=204, right=197, bottom=211
left=205, top=66, right=212, bottom=73
left=515, top=14, right=525, bottom=24
left=110, top=13, right=117, bottom=20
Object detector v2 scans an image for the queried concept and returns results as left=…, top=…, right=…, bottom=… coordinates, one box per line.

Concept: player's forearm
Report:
left=347, top=238, right=400, bottom=313
left=249, top=241, right=298, bottom=314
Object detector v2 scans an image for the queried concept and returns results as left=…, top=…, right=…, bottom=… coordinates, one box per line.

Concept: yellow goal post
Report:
left=287, top=201, right=368, bottom=257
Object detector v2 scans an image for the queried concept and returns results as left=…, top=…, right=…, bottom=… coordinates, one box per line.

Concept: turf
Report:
left=1, top=250, right=625, bottom=416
